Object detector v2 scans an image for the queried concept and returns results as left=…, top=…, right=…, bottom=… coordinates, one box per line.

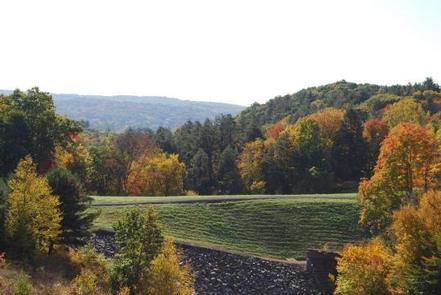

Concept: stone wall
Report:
left=306, top=249, right=340, bottom=295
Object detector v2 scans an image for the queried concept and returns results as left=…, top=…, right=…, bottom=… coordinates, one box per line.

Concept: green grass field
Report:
left=91, top=193, right=357, bottom=205
left=91, top=194, right=367, bottom=259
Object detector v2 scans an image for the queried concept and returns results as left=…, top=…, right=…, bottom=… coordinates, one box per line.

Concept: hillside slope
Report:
left=0, top=90, right=246, bottom=131
left=238, top=79, right=439, bottom=126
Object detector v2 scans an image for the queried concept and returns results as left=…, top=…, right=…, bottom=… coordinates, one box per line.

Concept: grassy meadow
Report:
left=91, top=194, right=367, bottom=259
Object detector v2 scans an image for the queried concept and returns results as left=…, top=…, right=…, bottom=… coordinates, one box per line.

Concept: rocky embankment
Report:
left=91, top=230, right=321, bottom=295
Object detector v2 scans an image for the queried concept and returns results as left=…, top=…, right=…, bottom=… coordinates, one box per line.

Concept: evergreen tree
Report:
left=186, top=149, right=212, bottom=194
left=154, top=127, right=177, bottom=153
left=332, top=109, right=367, bottom=182
left=46, top=168, right=96, bottom=245
left=217, top=146, right=243, bottom=194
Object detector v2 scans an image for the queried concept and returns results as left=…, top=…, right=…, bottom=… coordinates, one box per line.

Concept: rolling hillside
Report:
left=237, top=78, right=440, bottom=127
left=92, top=194, right=367, bottom=259
left=0, top=90, right=246, bottom=131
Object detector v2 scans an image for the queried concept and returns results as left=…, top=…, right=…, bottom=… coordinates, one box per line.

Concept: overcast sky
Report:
left=1, top=0, right=440, bottom=105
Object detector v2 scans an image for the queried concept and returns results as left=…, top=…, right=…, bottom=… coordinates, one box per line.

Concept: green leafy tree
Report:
left=46, top=168, right=97, bottom=245
left=0, top=111, right=31, bottom=177
left=0, top=88, right=81, bottom=175
left=111, top=208, right=163, bottom=294
left=87, top=133, right=126, bottom=195
left=272, top=118, right=331, bottom=193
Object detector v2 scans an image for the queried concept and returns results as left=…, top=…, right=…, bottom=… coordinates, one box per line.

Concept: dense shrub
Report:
left=335, top=239, right=393, bottom=295
left=15, top=272, right=33, bottom=295
left=111, top=208, right=163, bottom=294
left=148, top=237, right=194, bottom=295
left=69, top=246, right=111, bottom=294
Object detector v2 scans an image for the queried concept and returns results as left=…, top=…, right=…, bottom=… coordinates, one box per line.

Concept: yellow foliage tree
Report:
left=308, top=107, right=344, bottom=147
left=238, top=138, right=272, bottom=193
left=390, top=190, right=441, bottom=293
left=127, top=152, right=186, bottom=196
left=5, top=155, right=62, bottom=256
left=53, top=139, right=92, bottom=183
left=147, top=237, right=194, bottom=295
left=335, top=239, right=394, bottom=295
left=383, top=98, right=429, bottom=128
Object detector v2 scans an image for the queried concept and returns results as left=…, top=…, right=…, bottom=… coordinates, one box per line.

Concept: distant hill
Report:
left=0, top=91, right=246, bottom=131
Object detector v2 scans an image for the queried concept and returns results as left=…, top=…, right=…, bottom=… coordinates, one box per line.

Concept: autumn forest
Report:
left=1, top=78, right=441, bottom=294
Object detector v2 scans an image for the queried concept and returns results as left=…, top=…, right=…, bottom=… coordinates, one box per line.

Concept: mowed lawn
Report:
left=91, top=194, right=367, bottom=259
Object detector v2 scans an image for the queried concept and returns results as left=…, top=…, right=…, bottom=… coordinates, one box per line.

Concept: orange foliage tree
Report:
left=127, top=152, right=186, bottom=196
left=337, top=191, right=441, bottom=294
left=358, top=123, right=441, bottom=233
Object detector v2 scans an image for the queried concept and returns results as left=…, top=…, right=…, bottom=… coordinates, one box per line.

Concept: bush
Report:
left=111, top=208, right=163, bottom=293
left=148, top=237, right=194, bottom=295
left=69, top=246, right=111, bottom=293
left=335, top=239, right=393, bottom=295
left=15, top=272, right=33, bottom=295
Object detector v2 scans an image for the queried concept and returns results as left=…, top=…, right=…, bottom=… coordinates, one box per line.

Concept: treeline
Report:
left=3, top=79, right=440, bottom=197
left=54, top=78, right=441, bottom=196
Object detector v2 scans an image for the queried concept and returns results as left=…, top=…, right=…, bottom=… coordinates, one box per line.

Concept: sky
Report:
left=1, top=0, right=440, bottom=106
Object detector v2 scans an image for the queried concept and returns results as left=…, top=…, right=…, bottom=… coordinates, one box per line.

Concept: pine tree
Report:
left=217, top=146, right=242, bottom=194
left=187, top=149, right=212, bottom=194
left=47, top=168, right=96, bottom=245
